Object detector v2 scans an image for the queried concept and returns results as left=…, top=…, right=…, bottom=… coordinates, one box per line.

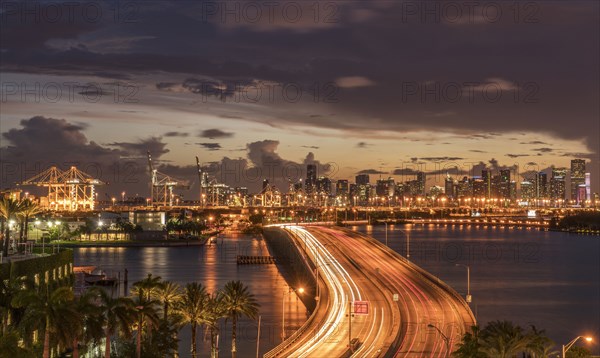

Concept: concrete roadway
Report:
left=264, top=225, right=475, bottom=358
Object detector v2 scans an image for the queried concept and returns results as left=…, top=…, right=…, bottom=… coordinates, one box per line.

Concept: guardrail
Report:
left=348, top=228, right=477, bottom=325
left=263, top=227, right=325, bottom=358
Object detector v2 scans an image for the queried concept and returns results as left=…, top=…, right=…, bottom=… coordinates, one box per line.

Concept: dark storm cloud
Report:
left=109, top=137, right=169, bottom=158
left=392, top=168, right=420, bottom=176
left=0, top=117, right=333, bottom=196
left=200, top=129, right=234, bottom=139
left=197, top=140, right=333, bottom=192
left=1, top=1, right=598, bottom=190
left=2, top=1, right=597, bottom=159
left=357, top=169, right=386, bottom=175
left=198, top=143, right=222, bottom=151
left=0, top=116, right=168, bottom=190
left=164, top=131, right=189, bottom=137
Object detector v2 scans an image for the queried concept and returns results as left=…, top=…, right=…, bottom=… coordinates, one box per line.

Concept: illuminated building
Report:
left=482, top=169, right=492, bottom=198
left=355, top=174, right=370, bottom=186
left=306, top=164, right=317, bottom=193
left=336, top=180, right=349, bottom=196
left=444, top=174, right=454, bottom=199
left=550, top=168, right=567, bottom=200
left=570, top=159, right=585, bottom=202
left=521, top=180, right=535, bottom=200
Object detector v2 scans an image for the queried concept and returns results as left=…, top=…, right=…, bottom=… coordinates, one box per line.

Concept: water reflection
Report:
left=74, top=233, right=308, bottom=357
left=354, top=224, right=600, bottom=354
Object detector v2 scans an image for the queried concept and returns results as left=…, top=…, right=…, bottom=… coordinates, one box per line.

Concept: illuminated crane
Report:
left=147, top=151, right=189, bottom=206
left=20, top=166, right=104, bottom=211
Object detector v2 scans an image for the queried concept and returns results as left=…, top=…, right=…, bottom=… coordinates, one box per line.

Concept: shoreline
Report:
left=39, top=240, right=212, bottom=248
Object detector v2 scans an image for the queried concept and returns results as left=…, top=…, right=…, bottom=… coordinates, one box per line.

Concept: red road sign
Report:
left=353, top=301, right=369, bottom=315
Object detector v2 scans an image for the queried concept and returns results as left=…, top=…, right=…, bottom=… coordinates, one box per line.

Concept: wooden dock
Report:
left=236, top=255, right=276, bottom=265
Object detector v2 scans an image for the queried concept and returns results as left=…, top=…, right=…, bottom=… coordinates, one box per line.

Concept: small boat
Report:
left=84, top=269, right=118, bottom=287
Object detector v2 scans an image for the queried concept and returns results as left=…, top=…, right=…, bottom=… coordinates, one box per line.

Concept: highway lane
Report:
left=310, top=226, right=476, bottom=357
left=275, top=225, right=399, bottom=358
left=264, top=225, right=474, bottom=358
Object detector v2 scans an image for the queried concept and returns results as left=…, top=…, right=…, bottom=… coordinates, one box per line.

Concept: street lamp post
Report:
left=562, top=336, right=593, bottom=358
left=384, top=221, right=388, bottom=246
left=395, top=227, right=410, bottom=260
left=427, top=323, right=450, bottom=355
left=282, top=286, right=304, bottom=341
left=455, top=263, right=471, bottom=303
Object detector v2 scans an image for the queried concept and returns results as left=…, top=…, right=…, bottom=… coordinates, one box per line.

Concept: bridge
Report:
left=263, top=225, right=475, bottom=357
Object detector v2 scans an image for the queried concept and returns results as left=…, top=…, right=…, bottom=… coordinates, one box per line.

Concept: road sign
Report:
left=393, top=294, right=399, bottom=302
left=353, top=301, right=369, bottom=315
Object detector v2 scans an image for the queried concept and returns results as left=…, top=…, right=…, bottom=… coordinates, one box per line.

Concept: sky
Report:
left=0, top=0, right=598, bottom=197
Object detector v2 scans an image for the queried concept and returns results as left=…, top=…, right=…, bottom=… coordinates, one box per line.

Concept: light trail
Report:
left=264, top=224, right=474, bottom=358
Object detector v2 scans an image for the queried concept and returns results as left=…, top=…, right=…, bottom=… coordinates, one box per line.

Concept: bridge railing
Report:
left=344, top=228, right=477, bottom=325
left=262, top=227, right=325, bottom=358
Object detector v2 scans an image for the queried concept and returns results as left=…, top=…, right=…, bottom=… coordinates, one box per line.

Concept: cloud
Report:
left=506, top=154, right=529, bottom=158
left=520, top=141, right=548, bottom=145
left=418, top=157, right=465, bottom=162
left=165, top=131, right=189, bottom=137
left=392, top=168, right=420, bottom=176
left=356, top=142, right=371, bottom=148
left=198, top=143, right=222, bottom=151
left=532, top=147, right=554, bottom=153
left=357, top=169, right=386, bottom=175
left=0, top=116, right=165, bottom=192
left=200, top=129, right=234, bottom=139
left=109, top=137, right=169, bottom=158
left=301, top=145, right=320, bottom=149
left=336, top=76, right=375, bottom=88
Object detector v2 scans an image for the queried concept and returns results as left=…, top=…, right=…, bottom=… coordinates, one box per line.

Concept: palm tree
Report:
left=177, top=283, right=209, bottom=358
left=526, top=325, right=556, bottom=358
left=453, top=325, right=486, bottom=358
left=221, top=280, right=259, bottom=358
left=206, top=292, right=228, bottom=358
left=12, top=286, right=81, bottom=358
left=0, top=197, right=23, bottom=257
left=0, top=276, right=33, bottom=335
left=132, top=273, right=163, bottom=301
left=132, top=295, right=160, bottom=358
left=17, top=200, right=41, bottom=244
left=0, top=329, right=36, bottom=358
left=69, top=289, right=104, bottom=358
left=478, top=320, right=530, bottom=358
left=96, top=289, right=136, bottom=358
left=154, top=281, right=182, bottom=321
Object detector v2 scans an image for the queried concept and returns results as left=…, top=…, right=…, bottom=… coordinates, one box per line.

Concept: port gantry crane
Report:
left=147, top=151, right=189, bottom=207
left=19, top=166, right=104, bottom=211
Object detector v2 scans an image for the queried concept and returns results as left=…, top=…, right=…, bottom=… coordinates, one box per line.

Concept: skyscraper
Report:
left=570, top=159, right=585, bottom=202
left=521, top=181, right=535, bottom=200
left=355, top=174, right=370, bottom=186
left=499, top=169, right=511, bottom=199
left=416, top=171, right=426, bottom=196
left=482, top=169, right=492, bottom=198
left=535, top=172, right=547, bottom=199
left=550, top=168, right=567, bottom=201
left=336, top=179, right=349, bottom=196
left=444, top=174, right=454, bottom=199
left=316, top=176, right=332, bottom=195
left=305, top=164, right=317, bottom=193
